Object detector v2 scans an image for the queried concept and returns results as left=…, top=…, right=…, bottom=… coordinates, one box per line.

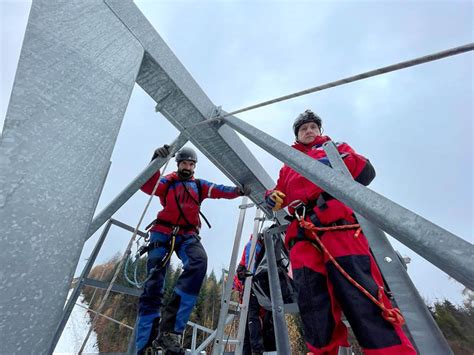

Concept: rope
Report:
left=75, top=303, right=134, bottom=330
left=221, top=43, right=473, bottom=118
left=298, top=219, right=405, bottom=327
left=124, top=234, right=176, bottom=288
left=78, top=152, right=174, bottom=354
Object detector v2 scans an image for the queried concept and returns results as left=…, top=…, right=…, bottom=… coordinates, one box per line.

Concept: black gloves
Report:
left=240, top=184, right=252, bottom=196
left=236, top=264, right=253, bottom=282
left=152, top=144, right=171, bottom=160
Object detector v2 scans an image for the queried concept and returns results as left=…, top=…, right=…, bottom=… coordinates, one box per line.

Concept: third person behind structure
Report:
left=264, top=110, right=416, bottom=354
left=233, top=233, right=277, bottom=355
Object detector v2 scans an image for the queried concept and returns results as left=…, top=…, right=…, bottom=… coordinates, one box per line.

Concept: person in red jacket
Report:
left=265, top=110, right=415, bottom=355
left=137, top=145, right=251, bottom=355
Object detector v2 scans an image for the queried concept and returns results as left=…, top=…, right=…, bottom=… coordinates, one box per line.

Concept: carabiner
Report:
left=294, top=205, right=306, bottom=221
left=288, top=200, right=306, bottom=221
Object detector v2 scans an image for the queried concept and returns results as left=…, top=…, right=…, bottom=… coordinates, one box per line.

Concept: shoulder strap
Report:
left=173, top=189, right=195, bottom=229
left=180, top=180, right=212, bottom=229
left=195, top=179, right=203, bottom=204
left=162, top=179, right=176, bottom=207
left=194, top=179, right=212, bottom=228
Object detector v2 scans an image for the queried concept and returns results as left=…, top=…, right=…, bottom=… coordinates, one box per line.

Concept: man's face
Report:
left=178, top=160, right=196, bottom=178
left=297, top=122, right=321, bottom=144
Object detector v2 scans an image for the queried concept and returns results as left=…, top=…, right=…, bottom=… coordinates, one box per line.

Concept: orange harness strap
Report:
left=298, top=219, right=405, bottom=327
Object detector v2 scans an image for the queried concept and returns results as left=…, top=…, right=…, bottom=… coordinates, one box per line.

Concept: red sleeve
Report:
left=337, top=142, right=375, bottom=185
left=199, top=179, right=241, bottom=200
left=140, top=171, right=174, bottom=196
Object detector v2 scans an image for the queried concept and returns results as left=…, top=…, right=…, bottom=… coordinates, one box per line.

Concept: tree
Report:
left=430, top=293, right=474, bottom=354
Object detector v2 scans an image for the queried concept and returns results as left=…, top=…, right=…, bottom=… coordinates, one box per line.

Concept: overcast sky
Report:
left=1, top=0, right=472, bottom=305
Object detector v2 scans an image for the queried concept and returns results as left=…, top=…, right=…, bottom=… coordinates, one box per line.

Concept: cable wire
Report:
left=220, top=43, right=473, bottom=118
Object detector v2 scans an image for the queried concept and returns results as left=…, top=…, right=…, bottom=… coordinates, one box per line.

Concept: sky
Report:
left=1, top=0, right=472, bottom=306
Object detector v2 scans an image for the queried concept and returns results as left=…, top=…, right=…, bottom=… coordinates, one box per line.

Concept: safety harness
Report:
left=287, top=197, right=405, bottom=327
left=126, top=179, right=210, bottom=287
left=145, top=179, right=211, bottom=232
left=286, top=192, right=354, bottom=250
left=124, top=227, right=180, bottom=288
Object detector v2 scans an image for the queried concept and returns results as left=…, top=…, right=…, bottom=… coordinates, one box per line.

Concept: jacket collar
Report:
left=166, top=171, right=195, bottom=182
left=292, top=135, right=331, bottom=152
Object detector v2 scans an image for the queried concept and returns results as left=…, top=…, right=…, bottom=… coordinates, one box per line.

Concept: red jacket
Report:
left=141, top=171, right=241, bottom=234
left=267, top=135, right=375, bottom=226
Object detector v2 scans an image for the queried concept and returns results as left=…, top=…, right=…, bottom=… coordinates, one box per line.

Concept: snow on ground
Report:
left=53, top=290, right=99, bottom=354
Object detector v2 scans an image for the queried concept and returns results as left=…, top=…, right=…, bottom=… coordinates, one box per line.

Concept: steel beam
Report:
left=263, top=229, right=291, bottom=354
left=0, top=1, right=144, bottom=352
left=82, top=278, right=143, bottom=298
left=103, top=0, right=287, bottom=222
left=221, top=115, right=474, bottom=289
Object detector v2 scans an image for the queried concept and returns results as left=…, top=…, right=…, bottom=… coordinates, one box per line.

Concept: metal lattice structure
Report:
left=1, top=1, right=473, bottom=354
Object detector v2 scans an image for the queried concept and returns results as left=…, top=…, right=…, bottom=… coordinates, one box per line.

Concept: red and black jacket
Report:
left=266, top=135, right=375, bottom=228
left=141, top=171, right=241, bottom=234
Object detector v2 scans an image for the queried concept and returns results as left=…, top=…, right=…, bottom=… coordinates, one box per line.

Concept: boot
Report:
left=153, top=331, right=183, bottom=353
left=143, top=347, right=157, bottom=355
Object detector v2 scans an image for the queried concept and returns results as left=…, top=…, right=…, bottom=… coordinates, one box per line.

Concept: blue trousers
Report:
left=136, top=231, right=207, bottom=353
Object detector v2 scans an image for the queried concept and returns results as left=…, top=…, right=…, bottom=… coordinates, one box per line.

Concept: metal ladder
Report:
left=212, top=198, right=263, bottom=354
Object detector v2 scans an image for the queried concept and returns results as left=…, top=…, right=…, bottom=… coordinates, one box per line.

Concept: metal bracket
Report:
left=238, top=202, right=255, bottom=209
left=212, top=105, right=223, bottom=119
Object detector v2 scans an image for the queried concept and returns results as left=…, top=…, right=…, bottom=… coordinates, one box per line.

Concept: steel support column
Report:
left=0, top=1, right=144, bottom=352
left=264, top=229, right=291, bottom=354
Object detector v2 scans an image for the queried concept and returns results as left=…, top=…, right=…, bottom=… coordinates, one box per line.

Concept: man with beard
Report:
left=136, top=145, right=251, bottom=355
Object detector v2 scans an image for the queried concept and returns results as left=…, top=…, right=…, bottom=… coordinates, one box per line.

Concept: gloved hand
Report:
left=240, top=184, right=252, bottom=196
left=152, top=144, right=171, bottom=160
left=265, top=190, right=286, bottom=211
left=236, top=265, right=253, bottom=281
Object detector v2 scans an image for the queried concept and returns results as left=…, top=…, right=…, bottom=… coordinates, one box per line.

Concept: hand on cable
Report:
left=152, top=144, right=171, bottom=160
left=240, top=184, right=252, bottom=196
left=265, top=190, right=286, bottom=211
